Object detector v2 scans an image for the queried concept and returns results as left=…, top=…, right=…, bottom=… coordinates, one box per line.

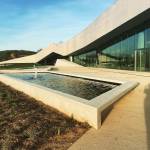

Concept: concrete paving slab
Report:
left=60, top=68, right=150, bottom=150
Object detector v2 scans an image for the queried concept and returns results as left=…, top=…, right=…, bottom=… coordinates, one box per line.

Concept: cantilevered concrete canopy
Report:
left=0, top=0, right=150, bottom=65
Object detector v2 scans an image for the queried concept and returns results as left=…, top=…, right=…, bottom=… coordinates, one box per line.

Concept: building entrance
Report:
left=135, top=49, right=150, bottom=71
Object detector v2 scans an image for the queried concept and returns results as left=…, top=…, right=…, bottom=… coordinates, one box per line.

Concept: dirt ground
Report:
left=0, top=82, right=90, bottom=150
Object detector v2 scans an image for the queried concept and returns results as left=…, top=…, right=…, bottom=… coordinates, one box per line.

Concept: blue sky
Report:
left=0, top=0, right=115, bottom=51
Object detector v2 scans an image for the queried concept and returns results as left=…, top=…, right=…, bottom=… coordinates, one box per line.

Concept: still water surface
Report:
left=7, top=73, right=118, bottom=100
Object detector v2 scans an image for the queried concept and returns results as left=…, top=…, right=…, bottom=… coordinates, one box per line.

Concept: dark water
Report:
left=7, top=73, right=119, bottom=100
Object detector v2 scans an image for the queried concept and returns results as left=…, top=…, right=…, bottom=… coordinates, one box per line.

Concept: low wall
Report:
left=0, top=74, right=98, bottom=128
left=0, top=73, right=138, bottom=129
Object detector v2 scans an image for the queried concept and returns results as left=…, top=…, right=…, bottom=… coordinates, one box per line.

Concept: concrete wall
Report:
left=55, top=59, right=82, bottom=67
left=59, top=0, right=150, bottom=55
left=0, top=74, right=98, bottom=128
left=0, top=73, right=138, bottom=129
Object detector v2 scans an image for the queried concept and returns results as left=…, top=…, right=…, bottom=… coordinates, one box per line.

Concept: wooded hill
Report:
left=0, top=50, right=36, bottom=62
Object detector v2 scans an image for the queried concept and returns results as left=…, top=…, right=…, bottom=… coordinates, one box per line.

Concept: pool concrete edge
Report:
left=0, top=74, right=98, bottom=128
left=0, top=73, right=139, bottom=129
left=91, top=81, right=139, bottom=129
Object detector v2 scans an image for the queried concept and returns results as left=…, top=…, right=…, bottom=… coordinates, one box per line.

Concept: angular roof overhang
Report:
left=0, top=0, right=149, bottom=65
left=69, top=8, right=150, bottom=56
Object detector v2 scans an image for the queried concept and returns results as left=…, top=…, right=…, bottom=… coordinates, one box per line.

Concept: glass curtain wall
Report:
left=98, top=22, right=150, bottom=71
left=72, top=22, right=150, bottom=71
left=73, top=50, right=97, bottom=67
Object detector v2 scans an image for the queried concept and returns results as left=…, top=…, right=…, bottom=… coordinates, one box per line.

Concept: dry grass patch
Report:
left=0, top=82, right=90, bottom=150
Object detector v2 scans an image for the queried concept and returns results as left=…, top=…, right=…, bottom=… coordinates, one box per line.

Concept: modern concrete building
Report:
left=0, top=0, right=150, bottom=72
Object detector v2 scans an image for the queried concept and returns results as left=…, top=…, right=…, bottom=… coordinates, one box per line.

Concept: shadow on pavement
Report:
left=144, top=84, right=150, bottom=149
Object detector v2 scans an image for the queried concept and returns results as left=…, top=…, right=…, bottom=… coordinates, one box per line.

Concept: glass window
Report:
left=73, top=22, right=150, bottom=72
left=145, top=28, right=150, bottom=48
left=121, top=38, right=128, bottom=55
left=128, top=35, right=135, bottom=51
left=135, top=31, right=145, bottom=49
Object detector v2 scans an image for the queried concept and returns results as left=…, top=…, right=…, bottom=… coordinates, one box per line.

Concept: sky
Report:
left=0, top=0, right=116, bottom=51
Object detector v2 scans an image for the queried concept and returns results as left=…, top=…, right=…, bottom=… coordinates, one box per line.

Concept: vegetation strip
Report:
left=0, top=82, right=89, bottom=150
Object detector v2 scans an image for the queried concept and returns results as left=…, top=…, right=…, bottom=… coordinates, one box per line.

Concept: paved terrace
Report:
left=58, top=67, right=150, bottom=150
left=0, top=67, right=150, bottom=150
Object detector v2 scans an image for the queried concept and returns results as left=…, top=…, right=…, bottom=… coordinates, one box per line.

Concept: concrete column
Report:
left=70, top=56, right=73, bottom=62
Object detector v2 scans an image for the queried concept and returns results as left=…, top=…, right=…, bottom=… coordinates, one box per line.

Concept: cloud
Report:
left=0, top=0, right=115, bottom=51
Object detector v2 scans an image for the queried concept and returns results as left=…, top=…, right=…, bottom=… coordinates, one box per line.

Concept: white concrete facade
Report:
left=0, top=0, right=149, bottom=65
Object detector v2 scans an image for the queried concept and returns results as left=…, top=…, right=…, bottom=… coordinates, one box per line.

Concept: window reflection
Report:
left=145, top=28, right=150, bottom=48
left=72, top=22, right=150, bottom=72
left=73, top=51, right=97, bottom=67
left=135, top=32, right=145, bottom=49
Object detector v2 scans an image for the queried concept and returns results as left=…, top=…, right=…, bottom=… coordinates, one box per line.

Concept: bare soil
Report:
left=0, top=82, right=90, bottom=150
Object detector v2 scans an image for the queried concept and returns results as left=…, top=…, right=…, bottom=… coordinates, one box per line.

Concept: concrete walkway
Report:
left=58, top=68, right=150, bottom=150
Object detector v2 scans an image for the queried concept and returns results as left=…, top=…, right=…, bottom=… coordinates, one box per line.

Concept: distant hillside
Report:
left=0, top=50, right=36, bottom=62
